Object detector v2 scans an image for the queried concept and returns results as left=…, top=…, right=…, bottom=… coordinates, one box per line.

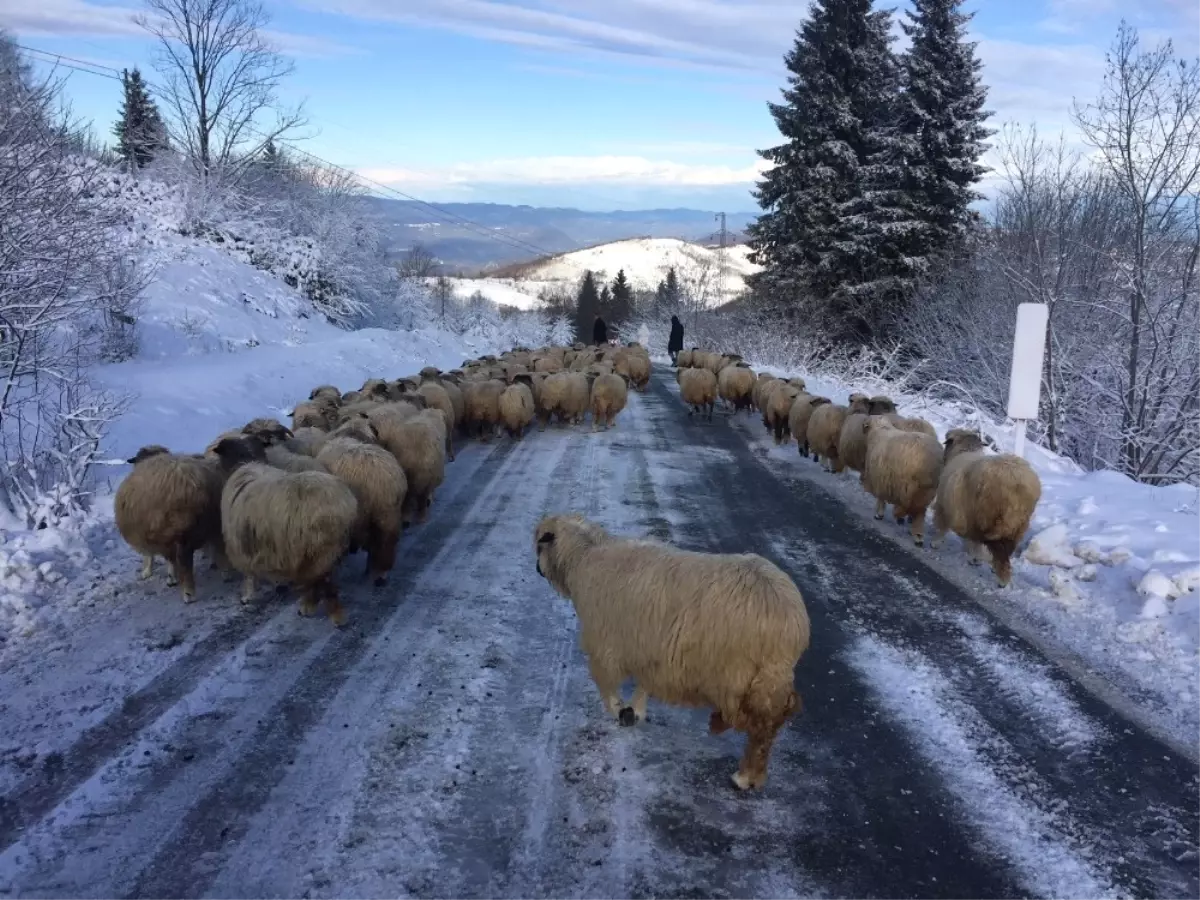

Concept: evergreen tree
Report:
left=574, top=270, right=600, bottom=343
left=654, top=278, right=668, bottom=311
left=748, top=0, right=914, bottom=342
left=663, top=266, right=681, bottom=306
left=897, top=0, right=991, bottom=262
left=609, top=269, right=633, bottom=327
left=112, top=68, right=166, bottom=169
left=598, top=282, right=612, bottom=318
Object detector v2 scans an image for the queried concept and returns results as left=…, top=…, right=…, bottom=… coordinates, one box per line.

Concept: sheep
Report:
left=617, top=349, right=651, bottom=392
left=759, top=380, right=787, bottom=431
left=867, top=395, right=897, bottom=415
left=285, top=426, right=330, bottom=458
left=766, top=382, right=804, bottom=445
left=265, top=444, right=330, bottom=474
left=308, top=385, right=341, bottom=404
left=534, top=356, right=564, bottom=374
left=537, top=372, right=570, bottom=430
left=417, top=380, right=457, bottom=461
left=533, top=514, right=810, bottom=790
left=211, top=437, right=357, bottom=626
left=590, top=372, right=629, bottom=430
left=291, top=396, right=339, bottom=432
left=114, top=445, right=227, bottom=601
left=418, top=366, right=442, bottom=380
left=560, top=373, right=591, bottom=425
left=807, top=402, right=851, bottom=472
left=204, top=417, right=294, bottom=457
left=373, top=409, right=446, bottom=525
left=499, top=379, right=536, bottom=439
left=317, top=433, right=407, bottom=585
left=835, top=395, right=875, bottom=475
left=887, top=415, right=938, bottom=439
left=788, top=395, right=831, bottom=459
left=462, top=379, right=506, bottom=441
left=676, top=348, right=695, bottom=369
left=752, top=374, right=779, bottom=413
left=718, top=364, right=756, bottom=415
left=932, top=429, right=1042, bottom=586
left=861, top=416, right=943, bottom=545
left=678, top=367, right=717, bottom=421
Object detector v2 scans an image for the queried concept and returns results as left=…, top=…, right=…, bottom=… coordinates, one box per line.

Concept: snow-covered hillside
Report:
left=447, top=238, right=760, bottom=310
left=0, top=168, right=492, bottom=639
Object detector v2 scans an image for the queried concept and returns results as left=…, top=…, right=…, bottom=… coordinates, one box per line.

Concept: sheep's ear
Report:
left=537, top=531, right=555, bottom=545
left=984, top=434, right=997, bottom=449
left=126, top=456, right=139, bottom=465
left=369, top=423, right=380, bottom=439
left=282, top=427, right=294, bottom=438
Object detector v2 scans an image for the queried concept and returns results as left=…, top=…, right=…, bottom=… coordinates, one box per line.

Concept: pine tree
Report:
left=598, top=282, right=612, bottom=318
left=610, top=269, right=633, bottom=328
left=574, top=270, right=600, bottom=343
left=664, top=267, right=681, bottom=306
left=113, top=68, right=166, bottom=169
left=748, top=0, right=913, bottom=341
left=897, top=0, right=991, bottom=262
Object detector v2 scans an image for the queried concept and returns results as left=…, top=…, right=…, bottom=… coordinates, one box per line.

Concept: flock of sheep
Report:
left=109, top=336, right=1041, bottom=795
left=674, top=347, right=1044, bottom=588
left=112, top=343, right=651, bottom=629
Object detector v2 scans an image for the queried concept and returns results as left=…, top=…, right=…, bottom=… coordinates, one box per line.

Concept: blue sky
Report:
left=2, top=0, right=1197, bottom=211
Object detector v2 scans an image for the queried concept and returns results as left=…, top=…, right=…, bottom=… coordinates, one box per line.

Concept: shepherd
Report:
left=593, top=314, right=608, bottom=346
left=668, top=314, right=684, bottom=365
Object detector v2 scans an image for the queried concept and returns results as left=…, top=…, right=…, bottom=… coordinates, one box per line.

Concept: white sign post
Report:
left=1006, top=303, right=1049, bottom=459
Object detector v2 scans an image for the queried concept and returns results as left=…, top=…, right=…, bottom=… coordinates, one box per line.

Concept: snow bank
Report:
left=741, top=358, right=1200, bottom=746
left=0, top=168, right=493, bottom=644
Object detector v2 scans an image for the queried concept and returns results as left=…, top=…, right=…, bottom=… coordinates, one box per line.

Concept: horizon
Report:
left=1, top=0, right=1196, bottom=211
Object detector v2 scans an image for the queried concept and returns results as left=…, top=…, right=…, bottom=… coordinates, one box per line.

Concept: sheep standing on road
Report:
left=861, top=416, right=943, bottom=545
left=788, top=394, right=830, bottom=459
left=533, top=514, right=811, bottom=791
left=932, top=429, right=1042, bottom=586
left=212, top=437, right=358, bottom=626
left=678, top=368, right=717, bottom=421
left=499, top=378, right=536, bottom=439
left=807, top=401, right=851, bottom=472
left=590, top=372, right=629, bottom=430
left=718, top=364, right=756, bottom=415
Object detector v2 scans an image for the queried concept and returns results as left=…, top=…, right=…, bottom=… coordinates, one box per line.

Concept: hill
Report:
left=444, top=237, right=760, bottom=311
left=366, top=199, right=757, bottom=271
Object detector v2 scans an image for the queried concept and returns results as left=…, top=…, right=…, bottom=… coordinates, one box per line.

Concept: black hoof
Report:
left=373, top=576, right=387, bottom=587
left=618, top=707, right=637, bottom=727
left=873, top=514, right=884, bottom=521
left=274, top=584, right=289, bottom=595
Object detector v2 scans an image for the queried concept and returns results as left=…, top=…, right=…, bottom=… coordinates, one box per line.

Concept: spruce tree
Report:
left=113, top=68, right=166, bottom=169
left=574, top=271, right=600, bottom=343
left=610, top=269, right=633, bottom=327
left=664, top=267, right=680, bottom=306
left=897, top=0, right=991, bottom=262
left=748, top=0, right=913, bottom=341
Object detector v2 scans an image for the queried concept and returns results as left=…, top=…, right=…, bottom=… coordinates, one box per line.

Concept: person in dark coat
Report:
left=668, top=315, right=684, bottom=365
left=592, top=314, right=608, bottom=346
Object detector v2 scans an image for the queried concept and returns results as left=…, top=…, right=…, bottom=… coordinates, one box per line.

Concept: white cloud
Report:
left=0, top=0, right=143, bottom=38
left=357, top=155, right=771, bottom=189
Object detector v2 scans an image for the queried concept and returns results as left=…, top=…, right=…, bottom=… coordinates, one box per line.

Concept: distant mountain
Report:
left=363, top=198, right=757, bottom=272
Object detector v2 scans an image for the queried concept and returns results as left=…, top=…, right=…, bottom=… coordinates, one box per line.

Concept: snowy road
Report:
left=0, top=371, right=1196, bottom=899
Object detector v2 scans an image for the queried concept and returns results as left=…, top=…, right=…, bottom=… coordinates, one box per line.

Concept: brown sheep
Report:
left=766, top=383, right=804, bottom=445
left=678, top=367, right=717, bottom=421
left=265, top=444, right=330, bottom=474
left=807, top=403, right=851, bottom=472
left=308, top=385, right=341, bottom=404
left=374, top=409, right=446, bottom=525
left=462, top=379, right=506, bottom=441
left=788, top=395, right=831, bottom=459
left=590, top=372, right=629, bottom=430
left=317, top=435, right=407, bottom=585
left=291, top=396, right=339, bottom=432
left=752, top=374, right=779, bottom=413
left=533, top=514, right=811, bottom=791
left=557, top=373, right=591, bottom=425
left=932, top=429, right=1042, bottom=586
left=835, top=395, right=876, bottom=475
left=417, top=380, right=457, bottom=461
left=114, top=445, right=227, bottom=601
left=499, top=380, right=536, bottom=439
left=211, top=437, right=356, bottom=626
left=718, top=364, right=756, bottom=415
left=284, top=426, right=330, bottom=458
left=861, top=417, right=943, bottom=545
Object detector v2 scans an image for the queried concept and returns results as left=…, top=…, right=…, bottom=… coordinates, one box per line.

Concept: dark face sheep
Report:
left=127, top=445, right=171, bottom=465
left=243, top=418, right=293, bottom=446
left=868, top=396, right=897, bottom=415
left=944, top=428, right=992, bottom=461
left=212, top=435, right=268, bottom=471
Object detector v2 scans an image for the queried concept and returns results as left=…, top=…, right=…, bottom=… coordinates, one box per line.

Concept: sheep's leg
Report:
left=322, top=578, right=348, bottom=627
left=873, top=497, right=886, bottom=520
left=240, top=575, right=257, bottom=605
left=176, top=546, right=197, bottom=602
left=709, top=710, right=732, bottom=734
left=930, top=507, right=950, bottom=549
left=297, top=583, right=320, bottom=618
left=625, top=686, right=649, bottom=724
left=139, top=554, right=154, bottom=580
left=732, top=686, right=799, bottom=791
left=446, top=434, right=456, bottom=461
left=985, top=538, right=1017, bottom=587
left=368, top=526, right=399, bottom=587
left=208, top=540, right=232, bottom=574
left=587, top=661, right=624, bottom=721
left=165, top=558, right=179, bottom=587
left=909, top=507, right=928, bottom=546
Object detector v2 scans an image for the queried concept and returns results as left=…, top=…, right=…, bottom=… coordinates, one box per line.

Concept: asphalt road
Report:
left=0, top=370, right=1195, bottom=899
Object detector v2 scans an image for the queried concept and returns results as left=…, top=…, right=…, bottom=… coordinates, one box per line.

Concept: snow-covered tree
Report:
left=748, top=0, right=913, bottom=342
left=548, top=313, right=574, bottom=346
left=896, top=0, right=991, bottom=263
left=575, top=270, right=600, bottom=342
left=113, top=68, right=168, bottom=169
left=609, top=269, right=633, bottom=329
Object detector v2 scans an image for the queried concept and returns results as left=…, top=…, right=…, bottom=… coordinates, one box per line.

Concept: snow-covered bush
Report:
left=0, top=39, right=147, bottom=527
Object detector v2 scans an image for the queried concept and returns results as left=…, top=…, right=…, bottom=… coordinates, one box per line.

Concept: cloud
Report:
left=358, top=155, right=771, bottom=190
left=0, top=0, right=143, bottom=38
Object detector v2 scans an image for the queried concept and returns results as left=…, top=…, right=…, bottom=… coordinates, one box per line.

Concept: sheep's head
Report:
left=332, top=414, right=378, bottom=444
left=309, top=385, right=339, bottom=402
left=127, top=444, right=171, bottom=465
left=534, top=513, right=600, bottom=595
left=513, top=373, right=534, bottom=387
left=848, top=391, right=869, bottom=406
left=868, top=395, right=897, bottom=415
left=809, top=396, right=831, bottom=409
left=212, top=435, right=267, bottom=471
left=862, top=415, right=896, bottom=437
left=243, top=418, right=293, bottom=446
left=340, top=390, right=362, bottom=404
left=848, top=396, right=871, bottom=415
left=944, top=428, right=987, bottom=461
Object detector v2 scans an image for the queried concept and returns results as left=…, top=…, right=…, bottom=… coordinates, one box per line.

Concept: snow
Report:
left=450, top=238, right=760, bottom=310
left=733, top=357, right=1200, bottom=748
left=0, top=167, right=492, bottom=645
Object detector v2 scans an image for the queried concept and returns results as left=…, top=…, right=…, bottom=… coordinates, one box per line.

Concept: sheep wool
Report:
left=678, top=368, right=717, bottom=421
left=807, top=403, right=851, bottom=472
left=589, top=373, right=629, bottom=430
left=861, top=417, right=944, bottom=545
left=788, top=395, right=830, bottom=459
left=933, top=429, right=1042, bottom=586
left=499, top=382, right=536, bottom=439
left=533, top=515, right=810, bottom=791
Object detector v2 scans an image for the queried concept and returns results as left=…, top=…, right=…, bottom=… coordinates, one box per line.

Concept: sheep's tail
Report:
left=728, top=665, right=800, bottom=734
